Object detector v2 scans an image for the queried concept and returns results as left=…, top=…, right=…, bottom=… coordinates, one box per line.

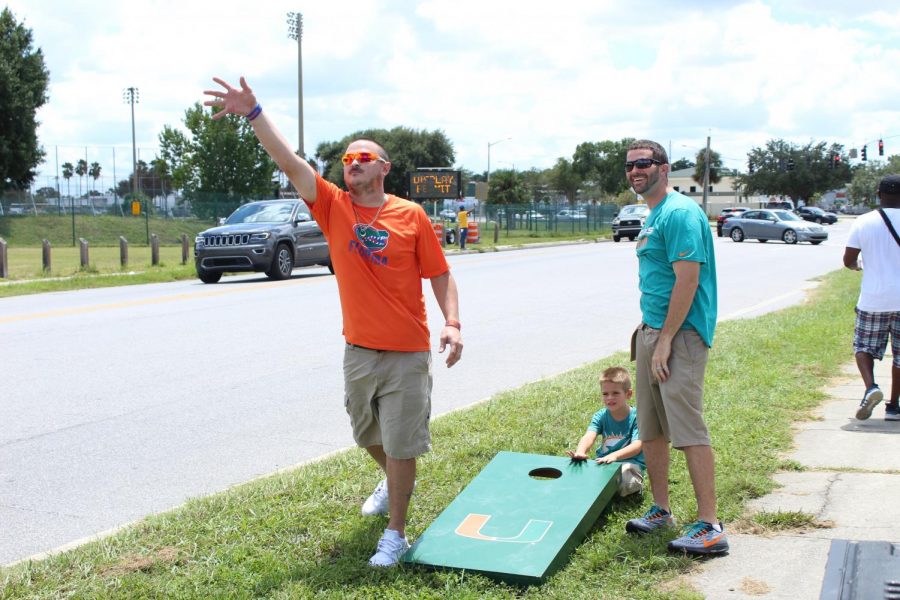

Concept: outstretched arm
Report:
left=204, top=76, right=318, bottom=202
left=566, top=430, right=597, bottom=461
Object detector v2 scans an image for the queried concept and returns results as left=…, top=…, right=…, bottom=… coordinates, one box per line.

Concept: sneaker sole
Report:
left=856, top=389, right=884, bottom=420
left=668, top=541, right=730, bottom=556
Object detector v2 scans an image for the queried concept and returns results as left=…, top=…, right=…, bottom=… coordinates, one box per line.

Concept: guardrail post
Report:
left=79, top=238, right=89, bottom=268
left=0, top=237, right=7, bottom=278
left=151, top=234, right=160, bottom=266
left=181, top=234, right=189, bottom=265
left=42, top=239, right=51, bottom=273
left=120, top=236, right=128, bottom=267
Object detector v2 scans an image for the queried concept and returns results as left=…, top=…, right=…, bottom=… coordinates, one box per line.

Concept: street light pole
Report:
left=287, top=12, right=304, bottom=159
left=486, top=137, right=512, bottom=201
left=123, top=86, right=147, bottom=242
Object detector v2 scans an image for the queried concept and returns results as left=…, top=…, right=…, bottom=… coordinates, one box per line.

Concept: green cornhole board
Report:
left=403, top=451, right=620, bottom=584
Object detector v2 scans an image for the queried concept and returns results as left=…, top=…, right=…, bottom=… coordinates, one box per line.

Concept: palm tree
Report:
left=75, top=159, right=88, bottom=200
left=61, top=162, right=74, bottom=204
left=89, top=162, right=102, bottom=194
left=150, top=158, right=171, bottom=217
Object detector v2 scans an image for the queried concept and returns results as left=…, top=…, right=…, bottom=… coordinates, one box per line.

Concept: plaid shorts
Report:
left=853, top=308, right=900, bottom=367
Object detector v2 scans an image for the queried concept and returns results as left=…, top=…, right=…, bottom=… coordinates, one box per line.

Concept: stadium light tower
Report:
left=122, top=87, right=139, bottom=197
left=287, top=12, right=304, bottom=158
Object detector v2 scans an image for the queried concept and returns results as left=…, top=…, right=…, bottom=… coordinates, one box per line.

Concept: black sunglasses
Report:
left=625, top=158, right=663, bottom=172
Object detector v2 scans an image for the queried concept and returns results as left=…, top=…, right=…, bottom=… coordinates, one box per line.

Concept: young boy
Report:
left=566, top=366, right=645, bottom=497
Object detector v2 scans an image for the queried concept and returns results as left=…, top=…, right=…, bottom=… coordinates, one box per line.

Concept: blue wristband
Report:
left=246, top=104, right=262, bottom=121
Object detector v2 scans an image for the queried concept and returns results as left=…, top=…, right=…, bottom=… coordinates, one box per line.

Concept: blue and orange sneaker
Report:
left=667, top=520, right=729, bottom=555
left=625, top=504, right=676, bottom=534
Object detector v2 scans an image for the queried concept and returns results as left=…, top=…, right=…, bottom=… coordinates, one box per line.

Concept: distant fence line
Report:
left=1, top=191, right=620, bottom=231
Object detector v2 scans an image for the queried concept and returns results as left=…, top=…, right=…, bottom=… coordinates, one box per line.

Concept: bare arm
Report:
left=566, top=430, right=598, bottom=461
left=653, top=260, right=700, bottom=382
left=843, top=246, right=861, bottom=270
left=429, top=271, right=462, bottom=367
left=204, top=76, right=318, bottom=202
left=595, top=439, right=643, bottom=464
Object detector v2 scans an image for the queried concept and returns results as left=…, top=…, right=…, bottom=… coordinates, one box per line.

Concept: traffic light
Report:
left=831, top=153, right=841, bottom=168
left=748, top=159, right=754, bottom=174
left=787, top=158, right=795, bottom=171
left=861, top=146, right=867, bottom=161
left=879, top=139, right=884, bottom=156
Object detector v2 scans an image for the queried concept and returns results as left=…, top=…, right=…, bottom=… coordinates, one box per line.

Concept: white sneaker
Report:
left=362, top=479, right=389, bottom=516
left=368, top=528, right=410, bottom=567
left=361, top=479, right=417, bottom=516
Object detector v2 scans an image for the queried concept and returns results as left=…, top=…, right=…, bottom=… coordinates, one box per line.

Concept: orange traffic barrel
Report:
left=467, top=220, right=480, bottom=243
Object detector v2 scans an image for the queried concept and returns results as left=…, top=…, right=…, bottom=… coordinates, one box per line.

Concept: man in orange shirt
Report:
left=205, top=77, right=463, bottom=567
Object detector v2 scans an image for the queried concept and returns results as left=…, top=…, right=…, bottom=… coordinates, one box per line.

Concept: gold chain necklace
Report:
left=352, top=195, right=388, bottom=229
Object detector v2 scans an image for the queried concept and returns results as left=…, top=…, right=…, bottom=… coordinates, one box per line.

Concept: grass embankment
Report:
left=0, top=269, right=859, bottom=599
left=0, top=216, right=607, bottom=298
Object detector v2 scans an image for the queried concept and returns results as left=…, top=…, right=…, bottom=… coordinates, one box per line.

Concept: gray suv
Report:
left=194, top=199, right=332, bottom=283
left=611, top=203, right=649, bottom=242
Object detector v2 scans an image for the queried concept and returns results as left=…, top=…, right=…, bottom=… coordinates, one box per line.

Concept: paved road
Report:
left=0, top=220, right=853, bottom=565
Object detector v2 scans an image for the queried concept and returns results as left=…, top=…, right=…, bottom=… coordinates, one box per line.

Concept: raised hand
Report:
left=203, top=76, right=258, bottom=120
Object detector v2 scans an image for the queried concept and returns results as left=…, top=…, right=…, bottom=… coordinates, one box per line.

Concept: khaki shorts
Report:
left=633, top=324, right=711, bottom=448
left=343, top=344, right=432, bottom=459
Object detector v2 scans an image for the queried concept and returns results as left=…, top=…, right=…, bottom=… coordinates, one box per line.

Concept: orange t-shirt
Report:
left=308, top=175, right=450, bottom=351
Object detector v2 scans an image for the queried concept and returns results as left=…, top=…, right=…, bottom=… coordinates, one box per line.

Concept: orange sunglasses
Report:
left=341, top=152, right=386, bottom=165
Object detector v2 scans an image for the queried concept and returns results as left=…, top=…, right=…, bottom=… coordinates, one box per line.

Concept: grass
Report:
left=0, top=216, right=607, bottom=297
left=0, top=268, right=859, bottom=599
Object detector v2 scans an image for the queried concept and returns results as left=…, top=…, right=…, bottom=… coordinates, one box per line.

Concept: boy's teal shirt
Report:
left=635, top=191, right=718, bottom=347
left=589, top=406, right=645, bottom=469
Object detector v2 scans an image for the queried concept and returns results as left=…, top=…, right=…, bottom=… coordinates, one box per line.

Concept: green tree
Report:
left=35, top=186, right=58, bottom=200
left=0, top=8, right=50, bottom=189
left=89, top=162, right=101, bottom=195
left=314, top=127, right=454, bottom=198
left=739, top=139, right=850, bottom=204
left=519, top=167, right=553, bottom=203
left=571, top=138, right=634, bottom=199
left=847, top=155, right=900, bottom=205
left=61, top=162, right=74, bottom=198
left=159, top=103, right=277, bottom=219
left=547, top=157, right=581, bottom=203
left=487, top=169, right=529, bottom=204
left=75, top=159, right=87, bottom=198
left=693, top=148, right=723, bottom=186
left=671, top=158, right=695, bottom=171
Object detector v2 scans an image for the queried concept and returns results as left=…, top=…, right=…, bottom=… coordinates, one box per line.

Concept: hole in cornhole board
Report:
left=528, top=467, right=562, bottom=480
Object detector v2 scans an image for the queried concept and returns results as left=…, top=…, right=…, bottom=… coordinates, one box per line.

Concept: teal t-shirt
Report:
left=588, top=406, right=645, bottom=469
left=635, top=191, right=717, bottom=347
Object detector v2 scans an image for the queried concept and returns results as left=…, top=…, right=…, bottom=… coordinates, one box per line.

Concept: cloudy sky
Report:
left=9, top=0, right=900, bottom=191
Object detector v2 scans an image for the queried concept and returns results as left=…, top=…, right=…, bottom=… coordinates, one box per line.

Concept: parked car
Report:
left=556, top=209, right=587, bottom=220
left=716, top=207, right=749, bottom=237
left=194, top=199, right=332, bottom=283
left=439, top=208, right=457, bottom=222
left=795, top=206, right=838, bottom=225
left=722, top=209, right=828, bottom=245
left=611, top=204, right=649, bottom=241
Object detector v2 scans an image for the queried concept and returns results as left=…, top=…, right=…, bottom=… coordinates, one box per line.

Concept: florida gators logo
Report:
left=354, top=224, right=389, bottom=252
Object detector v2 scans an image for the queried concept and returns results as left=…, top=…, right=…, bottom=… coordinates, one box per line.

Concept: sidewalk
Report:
left=685, top=354, right=899, bottom=599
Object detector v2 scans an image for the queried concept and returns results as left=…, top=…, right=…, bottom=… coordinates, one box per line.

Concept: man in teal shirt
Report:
left=623, top=139, right=728, bottom=556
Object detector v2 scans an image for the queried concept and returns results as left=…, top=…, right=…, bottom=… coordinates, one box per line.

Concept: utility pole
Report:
left=701, top=135, right=711, bottom=217
left=123, top=86, right=148, bottom=243
left=287, top=12, right=304, bottom=158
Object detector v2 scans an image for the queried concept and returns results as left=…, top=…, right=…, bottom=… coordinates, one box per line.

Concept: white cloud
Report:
left=7, top=0, right=900, bottom=192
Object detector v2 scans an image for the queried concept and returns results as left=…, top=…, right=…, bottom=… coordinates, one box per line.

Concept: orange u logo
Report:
left=454, top=514, right=552, bottom=544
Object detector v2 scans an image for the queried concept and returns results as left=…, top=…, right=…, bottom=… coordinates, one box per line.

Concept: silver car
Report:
left=722, top=209, right=828, bottom=245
